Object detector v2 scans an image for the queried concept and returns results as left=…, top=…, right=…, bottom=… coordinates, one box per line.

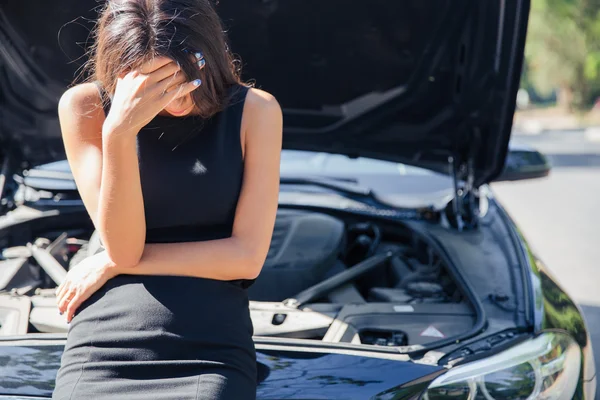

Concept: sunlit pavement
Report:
left=492, top=128, right=600, bottom=395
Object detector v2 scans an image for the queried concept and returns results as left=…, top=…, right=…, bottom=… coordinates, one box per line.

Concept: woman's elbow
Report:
left=242, top=261, right=263, bottom=280
left=105, top=249, right=142, bottom=270
left=102, top=240, right=145, bottom=269
left=239, top=245, right=266, bottom=280
left=96, top=229, right=145, bottom=269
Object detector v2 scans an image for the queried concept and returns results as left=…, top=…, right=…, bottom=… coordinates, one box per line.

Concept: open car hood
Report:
left=0, top=1, right=529, bottom=186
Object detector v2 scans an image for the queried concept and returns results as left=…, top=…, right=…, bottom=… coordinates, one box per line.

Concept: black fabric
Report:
left=52, top=82, right=257, bottom=399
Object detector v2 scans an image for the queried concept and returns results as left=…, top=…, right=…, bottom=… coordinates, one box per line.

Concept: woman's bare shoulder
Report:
left=239, top=87, right=282, bottom=161
left=243, top=87, right=282, bottom=130
left=59, top=82, right=103, bottom=112
left=245, top=87, right=279, bottom=109
left=58, top=82, right=105, bottom=139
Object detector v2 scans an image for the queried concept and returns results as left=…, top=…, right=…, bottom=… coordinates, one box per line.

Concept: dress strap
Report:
left=93, top=80, right=112, bottom=117
left=227, top=83, right=250, bottom=106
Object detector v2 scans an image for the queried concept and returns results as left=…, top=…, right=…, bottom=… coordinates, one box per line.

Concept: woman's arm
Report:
left=96, top=121, right=146, bottom=267
left=59, top=57, right=199, bottom=268
left=110, top=88, right=283, bottom=281
left=59, top=84, right=146, bottom=268
left=57, top=84, right=105, bottom=229
left=57, top=87, right=281, bottom=321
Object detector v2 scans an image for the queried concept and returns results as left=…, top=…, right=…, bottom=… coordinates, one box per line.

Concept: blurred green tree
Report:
left=525, top=0, right=600, bottom=109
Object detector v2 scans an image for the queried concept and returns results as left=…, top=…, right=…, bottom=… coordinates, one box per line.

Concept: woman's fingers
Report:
left=57, top=288, right=75, bottom=314
left=57, top=285, right=85, bottom=322
left=56, top=281, right=68, bottom=301
left=65, top=293, right=86, bottom=323
left=109, top=55, right=203, bottom=124
left=151, top=61, right=182, bottom=83
left=154, top=52, right=205, bottom=85
left=155, top=53, right=205, bottom=95
left=155, top=73, right=191, bottom=101
left=159, top=70, right=188, bottom=93
left=129, top=53, right=204, bottom=100
left=162, top=79, right=202, bottom=106
left=139, top=56, right=174, bottom=75
left=186, top=52, right=206, bottom=71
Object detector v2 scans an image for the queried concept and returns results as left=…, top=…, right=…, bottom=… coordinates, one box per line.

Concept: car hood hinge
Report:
left=448, top=128, right=481, bottom=231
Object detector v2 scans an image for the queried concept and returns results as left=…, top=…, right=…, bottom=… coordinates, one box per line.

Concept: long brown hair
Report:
left=84, top=0, right=243, bottom=118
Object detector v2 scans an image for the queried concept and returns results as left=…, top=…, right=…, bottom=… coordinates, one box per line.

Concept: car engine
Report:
left=249, top=209, right=463, bottom=305
left=0, top=207, right=474, bottom=348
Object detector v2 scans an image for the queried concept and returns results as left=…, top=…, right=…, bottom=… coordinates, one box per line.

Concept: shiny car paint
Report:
left=0, top=337, right=445, bottom=399
left=0, top=180, right=596, bottom=398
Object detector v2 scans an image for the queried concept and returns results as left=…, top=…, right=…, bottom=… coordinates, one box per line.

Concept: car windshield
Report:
left=278, top=150, right=455, bottom=210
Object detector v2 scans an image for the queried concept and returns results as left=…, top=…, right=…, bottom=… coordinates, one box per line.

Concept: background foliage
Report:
left=523, top=0, right=600, bottom=110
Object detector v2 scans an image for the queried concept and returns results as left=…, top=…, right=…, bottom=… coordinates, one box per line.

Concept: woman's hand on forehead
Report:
left=117, top=56, right=177, bottom=79
left=138, top=56, right=176, bottom=75
left=104, top=55, right=202, bottom=136
left=133, top=53, right=205, bottom=80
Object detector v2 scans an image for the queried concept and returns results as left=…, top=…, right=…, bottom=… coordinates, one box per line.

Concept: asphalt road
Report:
left=492, top=128, right=600, bottom=395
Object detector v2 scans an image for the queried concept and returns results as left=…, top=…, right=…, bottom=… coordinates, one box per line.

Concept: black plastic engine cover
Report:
left=247, top=209, right=345, bottom=302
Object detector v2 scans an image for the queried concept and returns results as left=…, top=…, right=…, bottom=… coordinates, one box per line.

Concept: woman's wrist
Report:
left=101, top=125, right=140, bottom=156
left=102, top=261, right=120, bottom=279
left=97, top=251, right=125, bottom=279
left=102, top=117, right=140, bottom=139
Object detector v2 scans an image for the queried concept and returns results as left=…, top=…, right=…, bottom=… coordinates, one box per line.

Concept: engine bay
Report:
left=0, top=207, right=476, bottom=351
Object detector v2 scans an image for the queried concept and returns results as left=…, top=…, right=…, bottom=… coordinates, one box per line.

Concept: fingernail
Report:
left=193, top=79, right=202, bottom=86
left=194, top=51, right=204, bottom=60
left=197, top=59, right=206, bottom=69
left=59, top=311, right=63, bottom=315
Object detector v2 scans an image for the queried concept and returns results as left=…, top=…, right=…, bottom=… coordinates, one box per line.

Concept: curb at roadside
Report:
left=512, top=126, right=600, bottom=137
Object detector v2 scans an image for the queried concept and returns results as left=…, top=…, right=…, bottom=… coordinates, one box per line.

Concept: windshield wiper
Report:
left=280, top=176, right=374, bottom=199
left=279, top=176, right=435, bottom=221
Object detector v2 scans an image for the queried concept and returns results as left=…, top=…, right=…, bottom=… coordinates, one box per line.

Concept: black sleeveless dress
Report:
left=52, top=83, right=257, bottom=400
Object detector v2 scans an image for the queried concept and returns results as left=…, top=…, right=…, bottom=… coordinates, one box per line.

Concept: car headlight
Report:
left=422, top=332, right=581, bottom=400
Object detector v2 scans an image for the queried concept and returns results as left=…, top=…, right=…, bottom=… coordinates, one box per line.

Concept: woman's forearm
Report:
left=110, top=236, right=264, bottom=281
left=97, top=129, right=146, bottom=268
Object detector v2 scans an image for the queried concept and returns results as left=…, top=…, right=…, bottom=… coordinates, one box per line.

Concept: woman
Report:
left=51, top=0, right=282, bottom=399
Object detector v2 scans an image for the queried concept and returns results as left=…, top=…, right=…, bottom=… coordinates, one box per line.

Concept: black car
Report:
left=0, top=1, right=596, bottom=399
